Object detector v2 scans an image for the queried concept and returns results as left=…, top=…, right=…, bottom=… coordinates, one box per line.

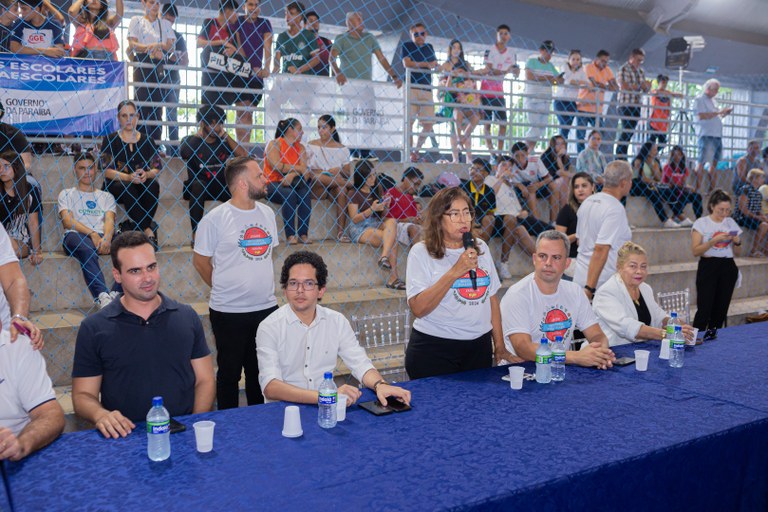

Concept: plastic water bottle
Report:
left=146, top=396, right=170, bottom=461
left=551, top=336, right=566, bottom=382
left=535, top=338, right=552, bottom=384
left=317, top=372, right=338, bottom=429
left=666, top=312, right=680, bottom=344
left=669, top=325, right=685, bottom=368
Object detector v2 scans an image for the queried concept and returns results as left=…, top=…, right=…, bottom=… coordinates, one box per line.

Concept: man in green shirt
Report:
left=272, top=1, right=318, bottom=74
left=331, top=11, right=402, bottom=87
left=524, top=40, right=563, bottom=149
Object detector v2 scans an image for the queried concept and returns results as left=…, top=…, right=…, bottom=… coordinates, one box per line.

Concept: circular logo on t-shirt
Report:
left=541, top=308, right=572, bottom=342
left=712, top=231, right=731, bottom=249
left=86, top=200, right=97, bottom=209
left=239, top=226, right=272, bottom=258
left=453, top=268, right=490, bottom=301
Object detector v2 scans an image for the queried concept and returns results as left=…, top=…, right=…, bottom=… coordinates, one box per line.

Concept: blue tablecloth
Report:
left=5, top=324, right=768, bottom=511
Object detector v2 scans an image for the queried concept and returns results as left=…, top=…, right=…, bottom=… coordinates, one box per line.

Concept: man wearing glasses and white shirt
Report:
left=256, top=251, right=411, bottom=406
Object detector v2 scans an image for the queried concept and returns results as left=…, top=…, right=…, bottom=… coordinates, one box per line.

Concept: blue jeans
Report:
left=553, top=99, right=578, bottom=141
left=63, top=232, right=110, bottom=299
left=576, top=112, right=597, bottom=152
left=166, top=81, right=180, bottom=142
left=266, top=179, right=312, bottom=237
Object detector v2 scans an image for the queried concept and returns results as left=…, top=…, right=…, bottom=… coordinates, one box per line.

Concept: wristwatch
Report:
left=584, top=285, right=596, bottom=294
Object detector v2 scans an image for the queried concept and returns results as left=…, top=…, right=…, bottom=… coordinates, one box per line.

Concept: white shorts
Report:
left=396, top=222, right=418, bottom=245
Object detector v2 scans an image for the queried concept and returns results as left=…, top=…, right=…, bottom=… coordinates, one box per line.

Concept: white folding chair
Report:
left=350, top=309, right=411, bottom=383
left=656, top=288, right=691, bottom=324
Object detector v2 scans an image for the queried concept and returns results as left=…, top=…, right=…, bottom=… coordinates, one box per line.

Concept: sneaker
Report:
left=662, top=218, right=680, bottom=229
left=677, top=217, right=694, bottom=227
left=497, top=261, right=513, bottom=280
left=96, top=291, right=113, bottom=309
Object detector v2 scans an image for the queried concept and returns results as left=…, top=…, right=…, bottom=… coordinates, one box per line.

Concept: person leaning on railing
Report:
left=733, top=168, right=768, bottom=258
left=438, top=39, right=481, bottom=164
left=100, top=100, right=161, bottom=248
left=198, top=0, right=242, bottom=108
left=264, top=118, right=312, bottom=245
left=575, top=50, right=618, bottom=153
left=68, top=0, right=122, bottom=60
left=401, top=22, right=438, bottom=163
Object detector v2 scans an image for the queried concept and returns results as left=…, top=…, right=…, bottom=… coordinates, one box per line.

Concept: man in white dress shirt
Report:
left=256, top=251, right=411, bottom=406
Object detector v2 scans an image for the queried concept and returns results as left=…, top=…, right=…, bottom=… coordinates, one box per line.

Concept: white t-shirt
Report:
left=555, top=66, right=589, bottom=101
left=510, top=156, right=549, bottom=184
left=0, top=331, right=56, bottom=436
left=57, top=188, right=116, bottom=234
left=406, top=240, right=500, bottom=340
left=194, top=201, right=279, bottom=313
left=694, top=94, right=722, bottom=138
left=127, top=16, right=175, bottom=46
left=692, top=215, right=742, bottom=258
left=574, top=192, right=632, bottom=288
left=306, top=145, right=350, bottom=173
left=484, top=174, right=522, bottom=216
left=500, top=272, right=599, bottom=354
left=480, top=44, right=516, bottom=94
left=0, top=226, right=18, bottom=331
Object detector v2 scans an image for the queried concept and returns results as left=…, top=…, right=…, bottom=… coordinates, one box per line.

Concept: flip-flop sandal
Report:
left=378, top=256, right=392, bottom=270
left=386, top=279, right=406, bottom=290
left=337, top=232, right=352, bottom=243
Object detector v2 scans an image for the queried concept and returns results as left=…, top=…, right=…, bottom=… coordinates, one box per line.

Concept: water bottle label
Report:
left=318, top=392, right=337, bottom=405
left=553, top=352, right=566, bottom=363
left=666, top=326, right=674, bottom=337
left=535, top=354, right=552, bottom=364
left=147, top=421, right=169, bottom=434
left=671, top=340, right=685, bottom=350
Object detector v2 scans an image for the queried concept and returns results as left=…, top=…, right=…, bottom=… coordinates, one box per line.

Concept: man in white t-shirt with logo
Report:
left=500, top=230, right=615, bottom=369
left=193, top=156, right=278, bottom=409
left=480, top=24, right=519, bottom=156
left=58, top=152, right=119, bottom=309
left=9, top=0, right=65, bottom=57
left=574, top=160, right=633, bottom=298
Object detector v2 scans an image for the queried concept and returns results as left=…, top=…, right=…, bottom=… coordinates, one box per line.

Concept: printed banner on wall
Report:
left=0, top=54, right=125, bottom=136
left=265, top=74, right=404, bottom=150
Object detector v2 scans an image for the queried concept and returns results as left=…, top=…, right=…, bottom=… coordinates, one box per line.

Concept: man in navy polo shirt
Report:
left=72, top=232, right=215, bottom=439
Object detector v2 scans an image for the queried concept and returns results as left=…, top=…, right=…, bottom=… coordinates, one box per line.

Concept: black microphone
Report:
left=462, top=232, right=477, bottom=290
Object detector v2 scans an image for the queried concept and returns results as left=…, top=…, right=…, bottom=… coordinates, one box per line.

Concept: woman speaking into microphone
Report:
left=405, top=187, right=515, bottom=379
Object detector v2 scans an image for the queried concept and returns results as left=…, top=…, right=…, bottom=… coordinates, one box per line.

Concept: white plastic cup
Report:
left=508, top=366, right=524, bottom=390
left=659, top=339, right=670, bottom=360
left=634, top=350, right=650, bottom=372
left=690, top=328, right=699, bottom=345
left=282, top=405, right=303, bottom=438
left=337, top=394, right=348, bottom=422
left=193, top=420, right=215, bottom=453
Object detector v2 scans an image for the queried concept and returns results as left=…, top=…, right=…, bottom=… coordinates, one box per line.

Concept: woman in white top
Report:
left=553, top=50, right=589, bottom=145
left=593, top=242, right=691, bottom=346
left=127, top=0, right=175, bottom=144
left=691, top=189, right=742, bottom=341
left=306, top=115, right=352, bottom=242
left=405, top=187, right=507, bottom=379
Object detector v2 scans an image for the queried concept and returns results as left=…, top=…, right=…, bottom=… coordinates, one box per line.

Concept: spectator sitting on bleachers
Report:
left=0, top=151, right=41, bottom=264
left=540, top=134, right=573, bottom=222
left=230, top=0, right=271, bottom=145
left=0, top=0, right=17, bottom=53
left=555, top=172, right=595, bottom=276
left=306, top=114, right=351, bottom=242
left=58, top=152, right=120, bottom=309
left=438, top=39, right=481, bottom=164
left=127, top=0, right=175, bottom=145
left=68, top=0, right=122, bottom=60
left=264, top=117, right=312, bottom=245
left=509, top=141, right=553, bottom=222
left=198, top=0, right=243, bottom=110
left=401, top=22, right=437, bottom=162
left=593, top=241, right=692, bottom=347
left=100, top=100, right=161, bottom=248
left=553, top=50, right=588, bottom=144
left=9, top=0, right=65, bottom=57
left=383, top=166, right=423, bottom=247
left=734, top=168, right=768, bottom=257
left=631, top=141, right=678, bottom=228
left=733, top=139, right=762, bottom=196
left=180, top=104, right=248, bottom=245
left=463, top=158, right=535, bottom=279
left=345, top=159, right=403, bottom=290
left=272, top=1, right=318, bottom=75
left=576, top=130, right=607, bottom=187
left=331, top=11, right=401, bottom=87
left=661, top=145, right=703, bottom=225
left=304, top=10, right=331, bottom=76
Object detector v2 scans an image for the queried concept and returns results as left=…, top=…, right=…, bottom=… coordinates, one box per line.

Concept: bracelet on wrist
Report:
left=372, top=379, right=387, bottom=393
left=584, top=285, right=596, bottom=294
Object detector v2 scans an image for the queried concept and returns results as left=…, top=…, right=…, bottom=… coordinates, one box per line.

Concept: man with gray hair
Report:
left=330, top=11, right=402, bottom=87
left=694, top=78, right=733, bottom=193
left=499, top=230, right=615, bottom=369
left=574, top=161, right=632, bottom=297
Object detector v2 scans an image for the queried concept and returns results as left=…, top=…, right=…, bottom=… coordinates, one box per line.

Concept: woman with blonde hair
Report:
left=593, top=241, right=692, bottom=346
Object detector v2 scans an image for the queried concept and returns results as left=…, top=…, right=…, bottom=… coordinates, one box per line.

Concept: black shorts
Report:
left=482, top=96, right=507, bottom=122
left=201, top=71, right=263, bottom=107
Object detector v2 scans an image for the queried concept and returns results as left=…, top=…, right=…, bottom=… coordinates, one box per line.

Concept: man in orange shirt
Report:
left=575, top=50, right=618, bottom=152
